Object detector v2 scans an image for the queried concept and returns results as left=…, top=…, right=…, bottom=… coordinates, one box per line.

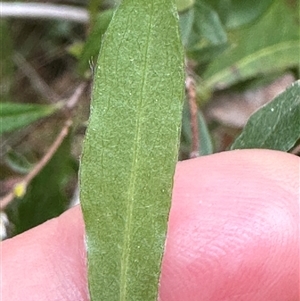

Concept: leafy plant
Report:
left=200, top=0, right=299, bottom=97
left=0, top=1, right=299, bottom=298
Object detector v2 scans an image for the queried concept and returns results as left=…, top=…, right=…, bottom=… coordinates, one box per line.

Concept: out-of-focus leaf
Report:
left=179, top=8, right=194, bottom=46
left=201, top=0, right=299, bottom=95
left=0, top=21, right=14, bottom=101
left=187, top=42, right=228, bottom=64
left=79, top=0, right=184, bottom=300
left=181, top=100, right=214, bottom=156
left=4, top=149, right=33, bottom=174
left=187, top=0, right=227, bottom=48
left=194, top=0, right=227, bottom=45
left=77, top=9, right=113, bottom=76
left=198, top=109, right=214, bottom=155
left=88, top=0, right=103, bottom=27
left=176, top=0, right=194, bottom=11
left=231, top=80, right=300, bottom=151
left=6, top=134, right=76, bottom=236
left=209, top=0, right=273, bottom=29
left=0, top=102, right=60, bottom=135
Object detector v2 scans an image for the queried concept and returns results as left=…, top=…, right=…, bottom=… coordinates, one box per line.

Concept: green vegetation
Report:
left=0, top=0, right=299, bottom=298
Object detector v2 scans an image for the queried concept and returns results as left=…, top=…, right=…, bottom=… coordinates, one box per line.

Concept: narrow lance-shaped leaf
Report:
left=0, top=102, right=60, bottom=135
left=80, top=1, right=184, bottom=301
left=231, top=80, right=300, bottom=151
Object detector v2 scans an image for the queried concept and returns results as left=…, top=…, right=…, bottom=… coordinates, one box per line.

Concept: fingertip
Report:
left=2, top=206, right=88, bottom=301
left=160, top=150, right=299, bottom=301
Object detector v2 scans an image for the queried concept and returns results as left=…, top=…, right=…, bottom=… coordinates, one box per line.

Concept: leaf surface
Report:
left=80, top=1, right=184, bottom=300
left=231, top=80, right=300, bottom=151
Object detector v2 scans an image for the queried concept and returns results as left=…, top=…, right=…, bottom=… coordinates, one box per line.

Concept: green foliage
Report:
left=4, top=149, right=33, bottom=174
left=6, top=135, right=76, bottom=235
left=0, top=102, right=61, bottom=135
left=176, top=0, right=195, bottom=12
left=200, top=0, right=299, bottom=96
left=231, top=80, right=300, bottom=151
left=179, top=8, right=194, bottom=46
left=79, top=0, right=184, bottom=300
left=181, top=99, right=213, bottom=156
left=208, top=0, right=273, bottom=29
left=1, top=0, right=299, bottom=283
left=180, top=0, right=227, bottom=48
left=77, top=9, right=114, bottom=76
left=88, top=0, right=103, bottom=27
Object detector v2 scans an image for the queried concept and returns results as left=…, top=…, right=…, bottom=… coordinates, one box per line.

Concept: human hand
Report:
left=1, top=149, right=299, bottom=301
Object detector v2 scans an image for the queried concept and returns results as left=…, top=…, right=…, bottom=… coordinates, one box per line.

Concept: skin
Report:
left=1, top=149, right=299, bottom=301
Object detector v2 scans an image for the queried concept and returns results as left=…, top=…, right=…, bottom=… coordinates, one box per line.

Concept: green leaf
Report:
left=187, top=0, right=227, bottom=48
left=201, top=0, right=300, bottom=94
left=4, top=149, right=33, bottom=174
left=187, top=42, right=229, bottom=65
left=6, top=134, right=76, bottom=236
left=0, top=102, right=60, bottom=135
left=194, top=0, right=227, bottom=45
left=176, top=0, right=194, bottom=12
left=77, top=10, right=113, bottom=76
left=208, top=0, right=273, bottom=29
left=197, top=110, right=214, bottom=155
left=80, top=1, right=184, bottom=301
left=231, top=80, right=300, bottom=151
left=179, top=8, right=194, bottom=46
left=181, top=100, right=214, bottom=156
left=88, top=0, right=103, bottom=27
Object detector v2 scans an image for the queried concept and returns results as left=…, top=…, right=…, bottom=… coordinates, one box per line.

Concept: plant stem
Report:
left=0, top=2, right=89, bottom=24
left=186, top=75, right=199, bottom=158
left=0, top=119, right=72, bottom=210
left=0, top=80, right=86, bottom=210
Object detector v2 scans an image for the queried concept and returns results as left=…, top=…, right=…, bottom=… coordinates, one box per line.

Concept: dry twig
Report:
left=0, top=119, right=72, bottom=210
left=186, top=75, right=200, bottom=158
left=65, top=82, right=88, bottom=110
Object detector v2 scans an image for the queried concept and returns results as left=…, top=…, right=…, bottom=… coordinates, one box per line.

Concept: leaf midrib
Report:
left=119, top=3, right=154, bottom=300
